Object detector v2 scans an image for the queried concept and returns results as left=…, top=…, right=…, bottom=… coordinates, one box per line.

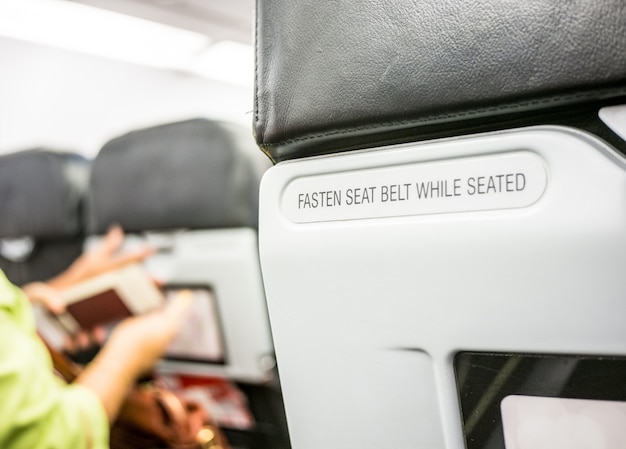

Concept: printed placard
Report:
left=282, top=152, right=547, bottom=223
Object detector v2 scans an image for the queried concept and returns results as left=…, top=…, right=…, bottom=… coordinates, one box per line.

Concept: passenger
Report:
left=0, top=225, right=192, bottom=449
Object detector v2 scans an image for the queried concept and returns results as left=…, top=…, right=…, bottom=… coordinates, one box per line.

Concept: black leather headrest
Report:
left=0, top=149, right=89, bottom=238
left=0, top=149, right=89, bottom=285
left=254, top=0, right=626, bottom=162
left=87, top=118, right=269, bottom=234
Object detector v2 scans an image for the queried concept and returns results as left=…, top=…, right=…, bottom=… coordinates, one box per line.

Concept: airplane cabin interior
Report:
left=0, top=1, right=625, bottom=449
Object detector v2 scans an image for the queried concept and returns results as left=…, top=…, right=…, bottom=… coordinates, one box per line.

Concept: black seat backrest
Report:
left=87, top=118, right=265, bottom=234
left=252, top=3, right=626, bottom=449
left=86, top=117, right=287, bottom=449
left=254, top=0, right=626, bottom=162
left=0, top=149, right=89, bottom=285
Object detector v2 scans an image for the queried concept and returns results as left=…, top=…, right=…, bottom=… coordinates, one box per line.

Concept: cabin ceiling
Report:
left=69, top=0, right=254, bottom=45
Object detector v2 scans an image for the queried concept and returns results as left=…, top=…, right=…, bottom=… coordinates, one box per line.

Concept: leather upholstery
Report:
left=254, top=0, right=626, bottom=162
left=0, top=149, right=90, bottom=284
left=87, top=118, right=269, bottom=234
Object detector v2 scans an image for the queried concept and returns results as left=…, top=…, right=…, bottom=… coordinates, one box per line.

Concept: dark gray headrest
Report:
left=255, top=0, right=626, bottom=162
left=87, top=118, right=269, bottom=234
left=0, top=149, right=89, bottom=238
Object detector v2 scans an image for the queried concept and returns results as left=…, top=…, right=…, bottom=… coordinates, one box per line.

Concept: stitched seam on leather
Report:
left=263, top=86, right=626, bottom=147
left=253, top=0, right=260, bottom=128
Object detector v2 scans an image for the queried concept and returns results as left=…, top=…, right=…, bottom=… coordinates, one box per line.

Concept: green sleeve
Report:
left=0, top=277, right=109, bottom=449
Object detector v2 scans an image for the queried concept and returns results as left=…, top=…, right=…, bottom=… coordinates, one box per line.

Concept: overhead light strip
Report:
left=0, top=0, right=256, bottom=87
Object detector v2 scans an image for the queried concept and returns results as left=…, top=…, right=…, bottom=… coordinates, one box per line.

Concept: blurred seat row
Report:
left=0, top=117, right=290, bottom=449
left=0, top=118, right=266, bottom=285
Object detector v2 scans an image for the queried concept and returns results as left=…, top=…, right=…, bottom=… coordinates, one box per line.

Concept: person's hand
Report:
left=48, top=224, right=154, bottom=290
left=26, top=225, right=154, bottom=364
left=21, top=281, right=65, bottom=314
left=77, top=290, right=194, bottom=422
left=61, top=326, right=107, bottom=365
left=23, top=225, right=151, bottom=309
left=22, top=280, right=107, bottom=364
left=103, top=290, right=194, bottom=375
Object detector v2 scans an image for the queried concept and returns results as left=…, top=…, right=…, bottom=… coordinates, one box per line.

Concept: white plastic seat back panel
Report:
left=258, top=126, right=626, bottom=449
left=87, top=228, right=274, bottom=383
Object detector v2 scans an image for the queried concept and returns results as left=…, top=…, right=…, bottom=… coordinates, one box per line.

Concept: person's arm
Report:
left=23, top=225, right=157, bottom=359
left=1, top=227, right=190, bottom=447
left=20, top=225, right=193, bottom=423
left=76, top=290, right=193, bottom=422
left=0, top=279, right=110, bottom=449
left=48, top=225, right=154, bottom=290
left=22, top=225, right=154, bottom=313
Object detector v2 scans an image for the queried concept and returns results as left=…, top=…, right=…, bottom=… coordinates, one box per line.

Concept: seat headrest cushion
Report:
left=254, top=0, right=626, bottom=161
left=87, top=118, right=267, bottom=234
left=0, top=149, right=89, bottom=238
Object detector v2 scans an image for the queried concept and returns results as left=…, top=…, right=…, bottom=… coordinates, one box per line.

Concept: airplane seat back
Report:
left=254, top=2, right=626, bottom=449
left=87, top=118, right=265, bottom=233
left=86, top=118, right=289, bottom=449
left=0, top=148, right=90, bottom=286
left=86, top=117, right=273, bottom=381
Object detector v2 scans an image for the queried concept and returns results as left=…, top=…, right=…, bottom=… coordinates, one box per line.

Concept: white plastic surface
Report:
left=258, top=126, right=626, bottom=449
left=87, top=228, right=274, bottom=383
left=599, top=104, right=626, bottom=142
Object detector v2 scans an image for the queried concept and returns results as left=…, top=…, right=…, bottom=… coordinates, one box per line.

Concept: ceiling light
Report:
left=0, top=0, right=210, bottom=70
